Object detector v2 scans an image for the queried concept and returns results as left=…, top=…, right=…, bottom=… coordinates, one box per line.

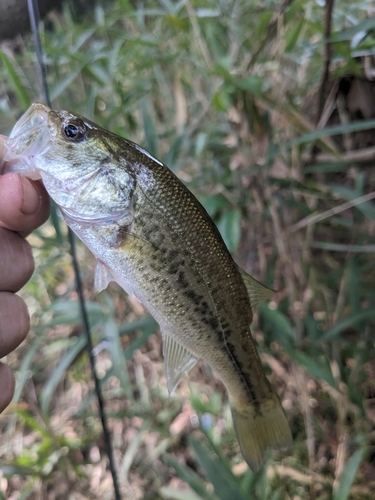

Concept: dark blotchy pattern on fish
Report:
left=115, top=150, right=273, bottom=406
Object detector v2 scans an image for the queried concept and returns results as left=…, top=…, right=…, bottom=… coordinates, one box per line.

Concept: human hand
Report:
left=0, top=134, right=50, bottom=413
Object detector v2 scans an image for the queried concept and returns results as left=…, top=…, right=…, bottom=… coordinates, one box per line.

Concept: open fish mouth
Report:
left=3, top=103, right=52, bottom=179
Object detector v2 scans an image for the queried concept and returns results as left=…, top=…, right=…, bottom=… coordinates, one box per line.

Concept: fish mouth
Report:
left=2, top=103, right=52, bottom=179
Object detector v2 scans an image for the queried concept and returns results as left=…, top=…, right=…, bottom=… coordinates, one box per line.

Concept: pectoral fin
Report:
left=94, top=260, right=115, bottom=292
left=238, top=266, right=274, bottom=311
left=162, top=333, right=197, bottom=395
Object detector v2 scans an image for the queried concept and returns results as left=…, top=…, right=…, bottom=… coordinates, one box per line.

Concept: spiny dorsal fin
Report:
left=162, top=333, right=197, bottom=395
left=238, top=266, right=274, bottom=311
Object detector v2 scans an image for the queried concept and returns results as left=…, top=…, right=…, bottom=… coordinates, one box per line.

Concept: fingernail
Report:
left=20, top=177, right=42, bottom=215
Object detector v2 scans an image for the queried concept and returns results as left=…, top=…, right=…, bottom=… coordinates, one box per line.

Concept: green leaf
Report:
left=189, top=386, right=221, bottom=416
left=119, top=315, right=157, bottom=336
left=259, top=304, right=296, bottom=348
left=164, top=454, right=218, bottom=500
left=310, top=242, right=375, bottom=252
left=159, top=487, right=203, bottom=500
left=200, top=194, right=229, bottom=217
left=0, top=465, right=35, bottom=476
left=189, top=436, right=248, bottom=500
left=331, top=17, right=375, bottom=42
left=46, top=299, right=108, bottom=328
left=285, top=18, right=304, bottom=52
left=124, top=319, right=158, bottom=360
left=217, top=209, right=241, bottom=253
left=235, top=75, right=264, bottom=95
left=105, top=317, right=133, bottom=400
left=16, top=409, right=51, bottom=440
left=284, top=119, right=375, bottom=149
left=141, top=97, right=158, bottom=156
left=290, top=350, right=335, bottom=387
left=333, top=448, right=365, bottom=500
left=0, top=51, right=30, bottom=108
left=40, top=335, right=87, bottom=415
left=165, top=134, right=185, bottom=170
left=50, top=61, right=88, bottom=101
left=212, top=90, right=231, bottom=112
left=15, top=334, right=45, bottom=402
left=321, top=309, right=375, bottom=342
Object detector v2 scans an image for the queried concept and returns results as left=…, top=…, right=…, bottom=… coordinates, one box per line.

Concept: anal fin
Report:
left=162, top=333, right=197, bottom=395
left=94, top=260, right=115, bottom=292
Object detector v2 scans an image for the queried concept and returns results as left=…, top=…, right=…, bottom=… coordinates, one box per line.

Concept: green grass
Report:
left=1, top=0, right=375, bottom=498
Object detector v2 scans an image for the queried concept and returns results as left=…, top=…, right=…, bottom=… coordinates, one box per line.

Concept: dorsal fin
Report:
left=237, top=266, right=274, bottom=311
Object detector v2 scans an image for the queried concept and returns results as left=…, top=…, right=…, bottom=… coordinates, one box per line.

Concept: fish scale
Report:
left=3, top=102, right=293, bottom=471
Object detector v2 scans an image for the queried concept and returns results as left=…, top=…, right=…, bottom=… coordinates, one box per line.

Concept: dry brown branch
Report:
left=289, top=190, right=375, bottom=232
left=303, top=144, right=375, bottom=164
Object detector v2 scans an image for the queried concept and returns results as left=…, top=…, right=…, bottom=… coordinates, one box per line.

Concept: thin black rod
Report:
left=67, top=230, right=122, bottom=500
left=27, top=2, right=122, bottom=499
left=27, top=0, right=51, bottom=107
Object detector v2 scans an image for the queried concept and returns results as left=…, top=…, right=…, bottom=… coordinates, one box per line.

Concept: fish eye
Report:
left=62, top=120, right=87, bottom=142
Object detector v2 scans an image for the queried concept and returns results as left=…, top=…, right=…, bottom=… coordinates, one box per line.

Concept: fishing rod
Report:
left=27, top=1, right=122, bottom=498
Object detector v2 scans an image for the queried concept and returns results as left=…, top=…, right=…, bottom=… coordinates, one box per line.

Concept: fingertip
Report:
left=0, top=171, right=23, bottom=213
left=20, top=176, right=43, bottom=216
left=0, top=173, right=50, bottom=233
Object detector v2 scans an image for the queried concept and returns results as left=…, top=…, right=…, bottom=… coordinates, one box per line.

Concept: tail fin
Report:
left=230, top=393, right=292, bottom=471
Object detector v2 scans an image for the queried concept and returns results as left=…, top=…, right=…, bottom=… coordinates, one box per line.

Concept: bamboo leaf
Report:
left=285, top=120, right=375, bottom=149
left=333, top=448, right=365, bottom=500
left=160, top=487, right=203, bottom=500
left=105, top=317, right=133, bottom=400
left=289, top=350, right=335, bottom=387
left=141, top=97, right=158, bottom=156
left=164, top=454, right=218, bottom=500
left=321, top=309, right=375, bottom=342
left=217, top=209, right=241, bottom=253
left=189, top=436, right=248, bottom=500
left=0, top=51, right=30, bottom=108
left=40, top=335, right=87, bottom=415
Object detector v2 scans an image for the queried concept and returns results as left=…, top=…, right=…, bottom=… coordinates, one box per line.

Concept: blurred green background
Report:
left=1, top=0, right=375, bottom=498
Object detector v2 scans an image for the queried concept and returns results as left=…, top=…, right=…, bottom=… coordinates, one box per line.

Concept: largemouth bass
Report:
left=3, top=103, right=292, bottom=470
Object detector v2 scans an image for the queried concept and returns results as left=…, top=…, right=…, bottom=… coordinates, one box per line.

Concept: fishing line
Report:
left=27, top=2, right=122, bottom=498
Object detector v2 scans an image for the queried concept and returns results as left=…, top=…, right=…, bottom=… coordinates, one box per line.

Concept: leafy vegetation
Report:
left=1, top=0, right=375, bottom=498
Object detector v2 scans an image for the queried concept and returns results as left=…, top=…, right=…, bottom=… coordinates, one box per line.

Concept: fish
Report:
left=3, top=102, right=292, bottom=471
